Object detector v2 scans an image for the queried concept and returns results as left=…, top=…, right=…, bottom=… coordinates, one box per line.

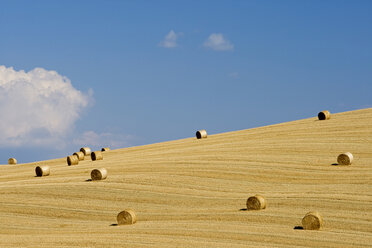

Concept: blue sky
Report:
left=0, top=0, right=371, bottom=163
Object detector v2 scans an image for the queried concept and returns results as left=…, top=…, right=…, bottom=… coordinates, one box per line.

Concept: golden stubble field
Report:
left=0, top=108, right=371, bottom=247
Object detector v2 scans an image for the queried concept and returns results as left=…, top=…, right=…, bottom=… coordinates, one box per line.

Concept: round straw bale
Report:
left=337, top=152, right=353, bottom=165
left=67, top=155, right=79, bottom=166
left=91, top=151, right=103, bottom=161
left=91, top=168, right=107, bottom=180
left=318, top=110, right=331, bottom=120
left=73, top=151, right=85, bottom=161
left=101, top=147, right=110, bottom=152
left=302, top=211, right=323, bottom=230
left=246, top=195, right=266, bottom=210
left=80, top=147, right=91, bottom=156
left=8, top=158, right=17, bottom=165
left=117, top=209, right=137, bottom=225
left=196, top=129, right=207, bottom=139
left=35, top=165, right=50, bottom=177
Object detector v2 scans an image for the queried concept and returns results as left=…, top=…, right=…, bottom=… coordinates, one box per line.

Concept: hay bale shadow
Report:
left=294, top=226, right=304, bottom=230
left=110, top=224, right=118, bottom=226
left=331, top=163, right=339, bottom=166
left=239, top=208, right=265, bottom=212
left=85, top=179, right=92, bottom=182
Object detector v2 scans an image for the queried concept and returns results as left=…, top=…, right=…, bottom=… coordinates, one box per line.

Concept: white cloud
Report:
left=159, top=30, right=182, bottom=48
left=203, top=33, right=234, bottom=51
left=0, top=65, right=92, bottom=148
left=229, top=72, right=239, bottom=79
left=72, top=131, right=135, bottom=149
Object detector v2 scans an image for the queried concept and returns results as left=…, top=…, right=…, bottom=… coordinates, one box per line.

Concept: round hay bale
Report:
left=35, top=165, right=50, bottom=177
left=80, top=147, right=91, bottom=156
left=67, top=155, right=79, bottom=166
left=91, top=168, right=107, bottom=180
left=196, top=129, right=207, bottom=139
left=337, top=152, right=353, bottom=165
left=117, top=209, right=137, bottom=225
left=101, top=147, right=110, bottom=152
left=8, top=158, right=17, bottom=165
left=91, top=151, right=103, bottom=161
left=302, top=211, right=323, bottom=230
left=73, top=151, right=85, bottom=161
left=246, top=195, right=266, bottom=210
left=318, top=110, right=331, bottom=120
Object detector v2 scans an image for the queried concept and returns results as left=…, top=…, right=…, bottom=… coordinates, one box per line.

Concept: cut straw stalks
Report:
left=101, top=147, right=110, bottom=152
left=67, top=155, right=79, bottom=166
left=8, top=158, right=17, bottom=165
left=196, top=129, right=207, bottom=139
left=80, top=147, right=91, bottom=156
left=91, top=151, right=103, bottom=161
left=246, top=195, right=266, bottom=210
left=302, top=211, right=323, bottom=230
left=91, top=168, right=107, bottom=180
left=73, top=151, right=85, bottom=161
left=35, top=165, right=50, bottom=177
left=318, top=110, right=331, bottom=120
left=337, top=152, right=353, bottom=165
left=117, top=209, right=137, bottom=225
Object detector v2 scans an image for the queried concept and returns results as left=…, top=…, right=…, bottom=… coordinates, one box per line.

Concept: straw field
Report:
left=0, top=108, right=371, bottom=247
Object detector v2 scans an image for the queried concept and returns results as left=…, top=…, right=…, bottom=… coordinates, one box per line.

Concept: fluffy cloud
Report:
left=159, top=30, right=182, bottom=48
left=0, top=65, right=92, bottom=147
left=203, top=33, right=234, bottom=51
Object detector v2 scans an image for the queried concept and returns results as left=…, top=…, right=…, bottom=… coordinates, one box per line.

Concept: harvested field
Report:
left=0, top=108, right=371, bottom=247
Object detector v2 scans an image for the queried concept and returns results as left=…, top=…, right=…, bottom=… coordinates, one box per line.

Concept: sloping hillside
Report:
left=0, top=108, right=371, bottom=247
